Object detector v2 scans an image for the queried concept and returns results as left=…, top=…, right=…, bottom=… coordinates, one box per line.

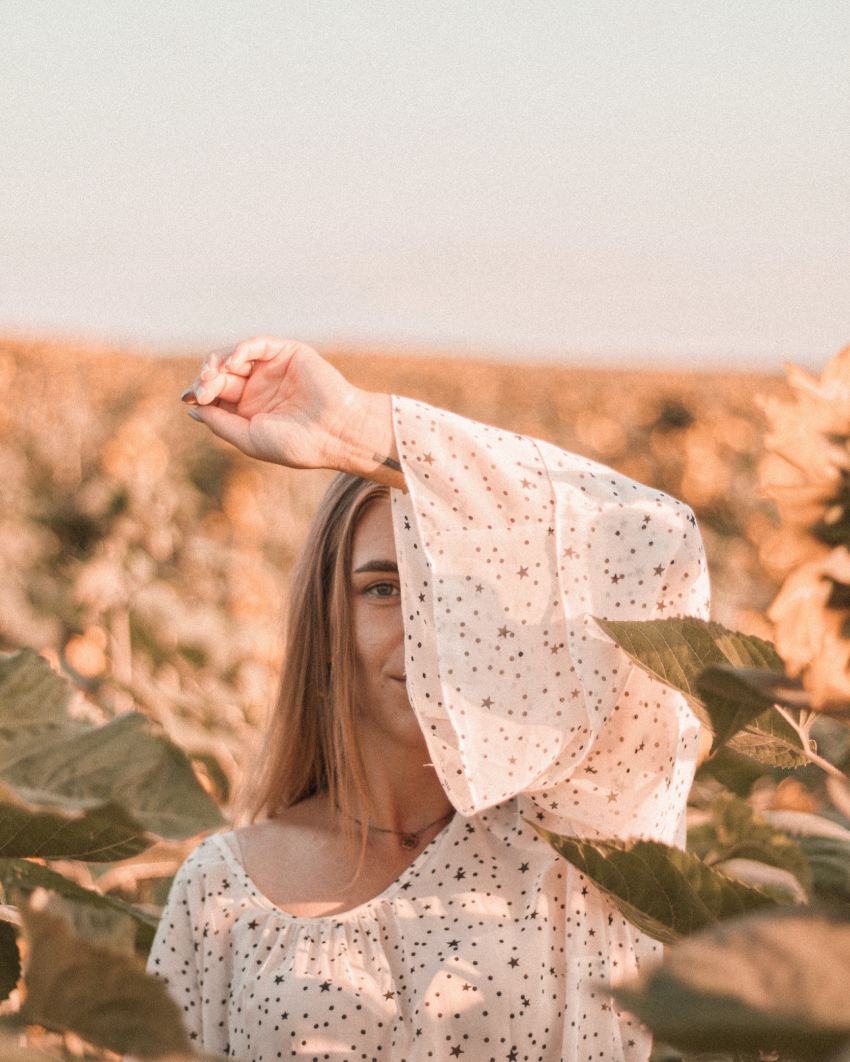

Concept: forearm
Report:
left=332, top=390, right=406, bottom=491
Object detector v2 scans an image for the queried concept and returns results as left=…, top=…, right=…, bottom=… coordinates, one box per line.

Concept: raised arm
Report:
left=181, top=336, right=404, bottom=490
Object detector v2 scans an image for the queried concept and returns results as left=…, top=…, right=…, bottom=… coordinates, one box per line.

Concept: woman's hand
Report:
left=181, top=337, right=403, bottom=487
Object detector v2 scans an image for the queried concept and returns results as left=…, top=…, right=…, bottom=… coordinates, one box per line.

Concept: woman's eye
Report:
left=366, top=582, right=399, bottom=598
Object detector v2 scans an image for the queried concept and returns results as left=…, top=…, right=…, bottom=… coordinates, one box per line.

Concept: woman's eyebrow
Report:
left=352, top=560, right=399, bottom=574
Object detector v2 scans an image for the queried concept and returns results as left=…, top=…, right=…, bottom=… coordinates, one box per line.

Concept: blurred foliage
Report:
left=0, top=648, right=222, bottom=1060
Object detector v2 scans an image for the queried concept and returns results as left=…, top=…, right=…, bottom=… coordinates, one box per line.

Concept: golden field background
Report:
left=0, top=334, right=790, bottom=810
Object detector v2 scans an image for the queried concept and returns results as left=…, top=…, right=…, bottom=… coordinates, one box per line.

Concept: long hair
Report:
left=239, top=471, right=390, bottom=875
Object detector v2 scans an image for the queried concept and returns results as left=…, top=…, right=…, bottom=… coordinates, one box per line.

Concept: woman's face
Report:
left=349, top=496, right=421, bottom=747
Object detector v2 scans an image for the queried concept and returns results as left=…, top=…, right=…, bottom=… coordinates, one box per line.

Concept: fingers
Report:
left=181, top=372, right=244, bottom=406
left=200, top=347, right=230, bottom=380
left=224, top=336, right=306, bottom=375
left=181, top=337, right=306, bottom=406
left=195, top=369, right=247, bottom=406
left=183, top=346, right=248, bottom=406
left=186, top=402, right=254, bottom=453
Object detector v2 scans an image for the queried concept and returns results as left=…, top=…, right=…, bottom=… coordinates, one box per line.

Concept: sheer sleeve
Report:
left=389, top=395, right=710, bottom=844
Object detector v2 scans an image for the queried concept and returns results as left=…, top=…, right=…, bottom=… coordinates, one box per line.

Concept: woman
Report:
left=148, top=336, right=710, bottom=1061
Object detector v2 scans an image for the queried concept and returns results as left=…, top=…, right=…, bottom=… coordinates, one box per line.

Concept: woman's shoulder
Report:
left=177, top=794, right=327, bottom=878
left=168, top=830, right=238, bottom=893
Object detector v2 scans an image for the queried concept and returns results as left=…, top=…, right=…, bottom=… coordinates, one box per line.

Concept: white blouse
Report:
left=148, top=395, right=710, bottom=1061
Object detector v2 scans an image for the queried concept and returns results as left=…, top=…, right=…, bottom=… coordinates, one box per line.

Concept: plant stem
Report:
left=773, top=705, right=846, bottom=778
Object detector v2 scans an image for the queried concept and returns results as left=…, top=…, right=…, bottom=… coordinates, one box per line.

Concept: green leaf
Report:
left=696, top=667, right=808, bottom=767
left=695, top=667, right=782, bottom=752
left=19, top=898, right=192, bottom=1058
left=0, top=920, right=20, bottom=1003
left=707, top=668, right=811, bottom=711
left=0, top=791, right=151, bottom=862
left=592, top=618, right=807, bottom=767
left=761, top=811, right=850, bottom=902
left=47, top=895, right=138, bottom=955
left=695, top=746, right=769, bottom=796
left=687, top=794, right=813, bottom=896
left=0, top=858, right=158, bottom=952
left=614, top=908, right=850, bottom=1059
left=796, top=836, right=850, bottom=903
left=528, top=821, right=785, bottom=944
left=727, top=724, right=807, bottom=770
left=0, top=648, right=73, bottom=728
left=0, top=650, right=223, bottom=859
left=0, top=710, right=224, bottom=840
left=592, top=617, right=782, bottom=701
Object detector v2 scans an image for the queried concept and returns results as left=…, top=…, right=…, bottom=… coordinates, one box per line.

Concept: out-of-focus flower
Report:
left=223, top=468, right=267, bottom=539
left=64, top=626, right=108, bottom=677
left=759, top=345, right=850, bottom=708
left=768, top=777, right=820, bottom=813
left=101, top=403, right=170, bottom=492
left=574, top=411, right=627, bottom=456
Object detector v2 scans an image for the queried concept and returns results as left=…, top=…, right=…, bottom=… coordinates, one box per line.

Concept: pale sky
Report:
left=1, top=1, right=847, bottom=369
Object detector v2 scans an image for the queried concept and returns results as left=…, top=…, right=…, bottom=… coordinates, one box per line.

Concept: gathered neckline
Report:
left=209, top=813, right=457, bottom=924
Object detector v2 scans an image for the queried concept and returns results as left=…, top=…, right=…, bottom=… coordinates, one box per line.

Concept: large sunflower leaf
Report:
left=592, top=618, right=806, bottom=766
left=614, top=908, right=850, bottom=1060
left=0, top=712, right=223, bottom=840
left=0, top=787, right=150, bottom=862
left=0, top=651, right=223, bottom=858
left=529, top=822, right=785, bottom=944
left=591, top=617, right=781, bottom=700
left=0, top=857, right=158, bottom=951
left=0, top=648, right=73, bottom=728
left=19, top=898, right=191, bottom=1059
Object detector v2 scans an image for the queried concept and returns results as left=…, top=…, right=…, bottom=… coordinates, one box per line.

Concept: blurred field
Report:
left=0, top=334, right=790, bottom=810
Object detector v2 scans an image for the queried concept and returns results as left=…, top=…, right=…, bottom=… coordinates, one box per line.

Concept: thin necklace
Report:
left=337, top=806, right=455, bottom=850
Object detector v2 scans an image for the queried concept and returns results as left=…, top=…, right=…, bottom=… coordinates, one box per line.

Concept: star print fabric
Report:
left=390, top=396, right=709, bottom=843
left=146, top=396, right=710, bottom=1061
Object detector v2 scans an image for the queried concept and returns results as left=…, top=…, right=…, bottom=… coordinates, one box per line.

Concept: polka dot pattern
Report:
left=147, top=397, right=711, bottom=1061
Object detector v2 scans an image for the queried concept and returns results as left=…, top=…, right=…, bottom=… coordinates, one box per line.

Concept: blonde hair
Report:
left=240, top=471, right=389, bottom=875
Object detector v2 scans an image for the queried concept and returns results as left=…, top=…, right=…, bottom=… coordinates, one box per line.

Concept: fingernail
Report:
left=186, top=408, right=202, bottom=422
left=180, top=387, right=197, bottom=404
left=195, top=385, right=207, bottom=401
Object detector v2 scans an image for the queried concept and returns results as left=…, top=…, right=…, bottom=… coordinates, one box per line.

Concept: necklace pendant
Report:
left=400, top=833, right=418, bottom=850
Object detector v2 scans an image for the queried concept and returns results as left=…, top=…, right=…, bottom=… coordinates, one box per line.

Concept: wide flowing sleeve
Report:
left=389, top=395, right=710, bottom=844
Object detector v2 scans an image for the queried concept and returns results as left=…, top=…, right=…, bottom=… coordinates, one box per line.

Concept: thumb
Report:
left=187, top=403, right=254, bottom=455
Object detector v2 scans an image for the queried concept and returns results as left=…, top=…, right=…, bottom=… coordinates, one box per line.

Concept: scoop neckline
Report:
left=210, top=812, right=457, bottom=924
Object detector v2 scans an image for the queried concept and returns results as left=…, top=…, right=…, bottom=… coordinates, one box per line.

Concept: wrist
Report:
left=330, top=390, right=405, bottom=491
